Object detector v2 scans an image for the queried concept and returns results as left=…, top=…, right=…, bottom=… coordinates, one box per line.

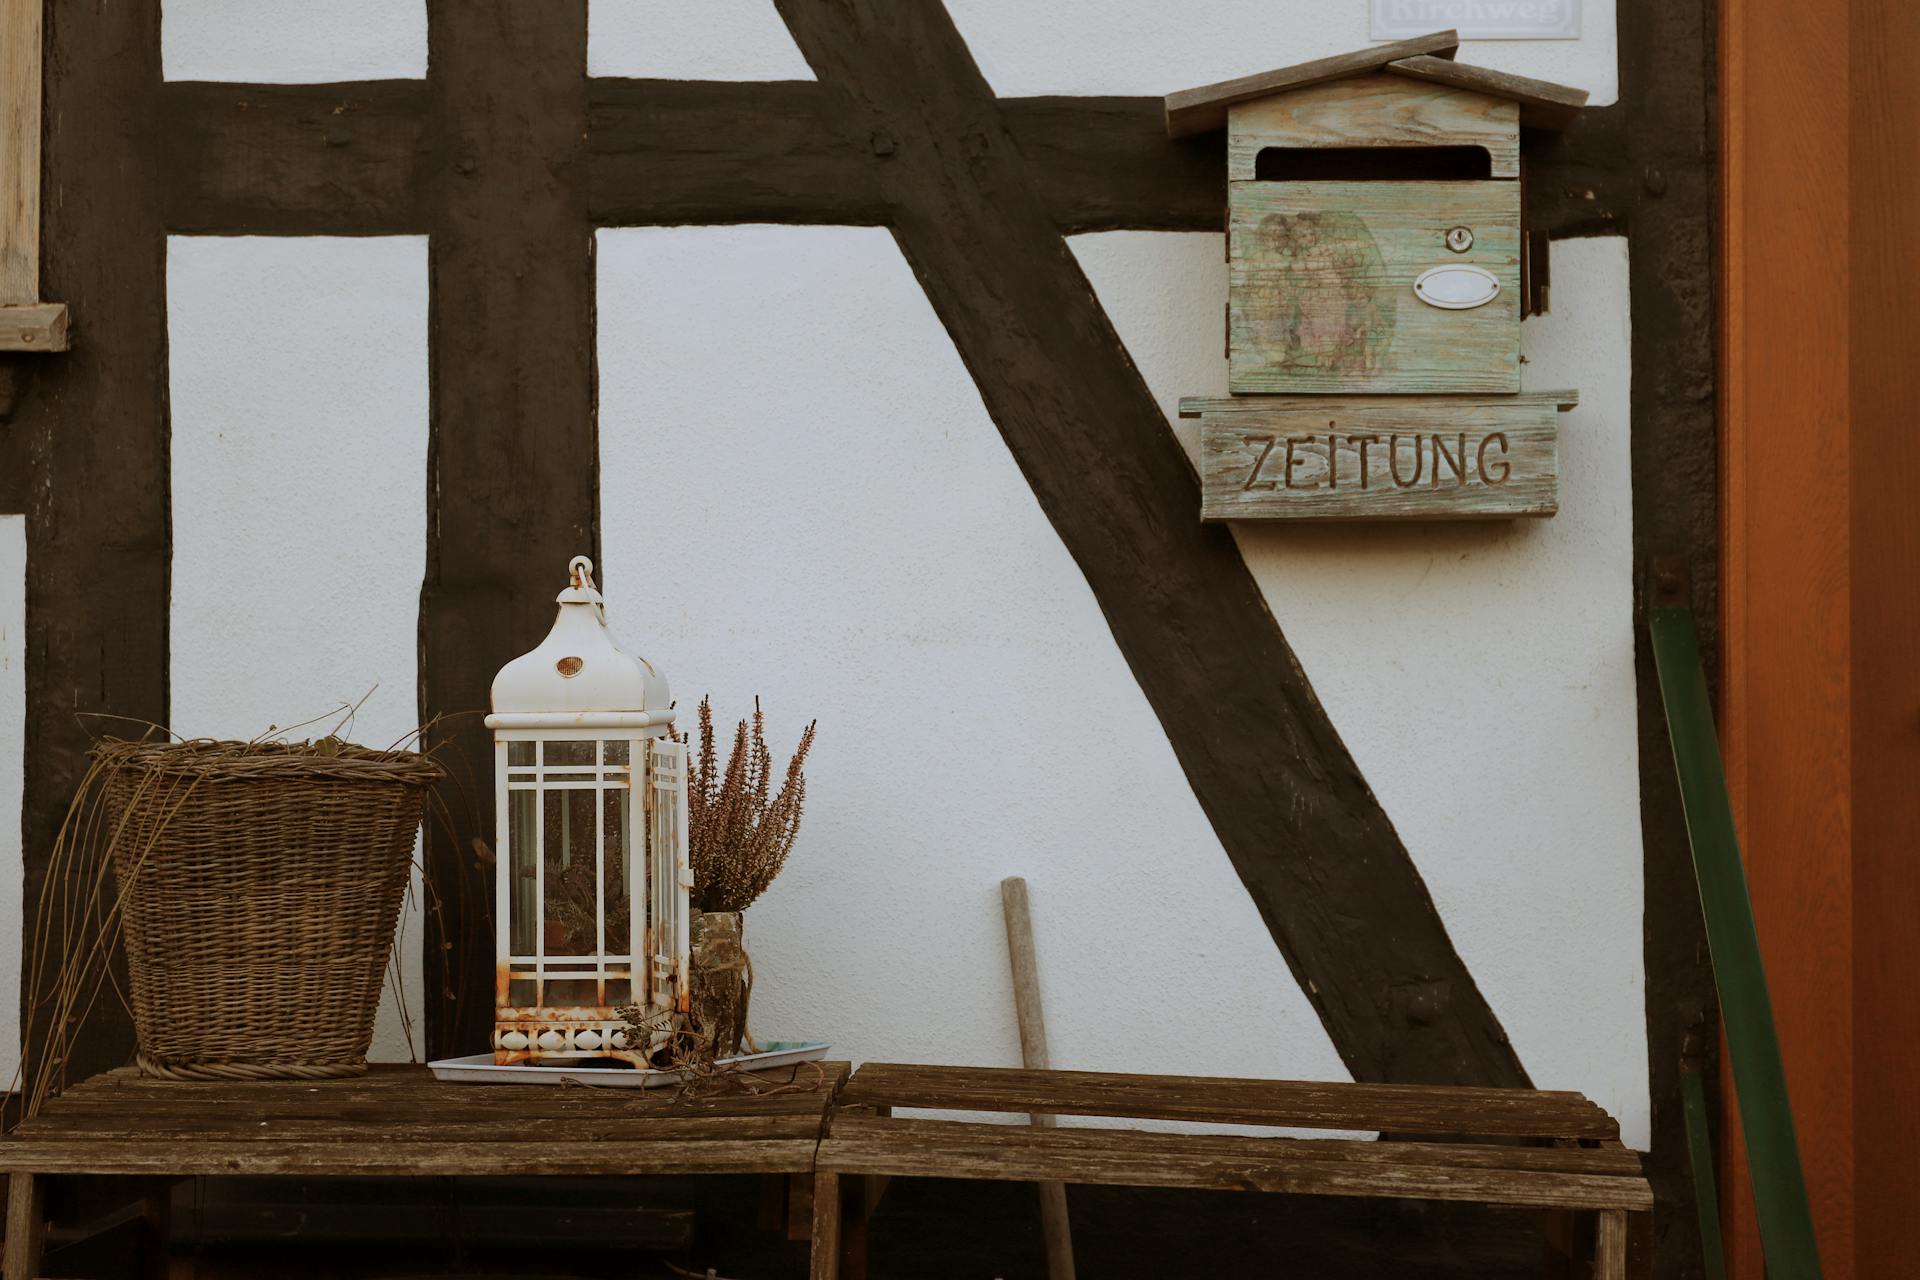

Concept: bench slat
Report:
left=819, top=1122, right=1652, bottom=1210
left=841, top=1063, right=1617, bottom=1139
left=0, top=1137, right=824, bottom=1176
left=828, top=1115, right=1644, bottom=1175
left=13, top=1113, right=821, bottom=1144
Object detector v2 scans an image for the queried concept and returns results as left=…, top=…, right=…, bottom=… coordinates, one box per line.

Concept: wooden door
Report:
left=1721, top=0, right=1919, bottom=1273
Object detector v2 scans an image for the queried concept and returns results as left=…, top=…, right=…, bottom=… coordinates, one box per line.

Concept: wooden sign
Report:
left=1181, top=391, right=1575, bottom=521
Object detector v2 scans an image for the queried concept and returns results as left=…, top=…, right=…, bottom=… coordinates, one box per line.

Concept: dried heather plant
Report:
left=685, top=697, right=815, bottom=913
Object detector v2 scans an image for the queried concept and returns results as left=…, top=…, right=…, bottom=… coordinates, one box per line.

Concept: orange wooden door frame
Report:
left=1720, top=0, right=1917, bottom=1274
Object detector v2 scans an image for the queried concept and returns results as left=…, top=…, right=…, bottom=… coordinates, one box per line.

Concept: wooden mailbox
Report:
left=1166, top=30, right=1589, bottom=521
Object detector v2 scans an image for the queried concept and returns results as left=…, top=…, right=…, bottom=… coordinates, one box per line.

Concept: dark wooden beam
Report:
left=589, top=83, right=1623, bottom=236
left=1005, top=97, right=1225, bottom=233
left=16, top=0, right=171, bottom=1083
left=588, top=79, right=883, bottom=226
left=588, top=85, right=1230, bottom=232
left=0, top=359, right=32, bottom=511
left=772, top=0, right=1530, bottom=1089
left=159, top=81, right=431, bottom=235
left=1619, top=0, right=1720, bottom=1272
left=1522, top=105, right=1636, bottom=238
left=160, top=77, right=1630, bottom=240
left=419, top=0, right=599, bottom=1058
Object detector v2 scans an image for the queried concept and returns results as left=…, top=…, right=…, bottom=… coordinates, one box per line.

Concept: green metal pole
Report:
left=1681, top=1068, right=1729, bottom=1280
left=1649, top=606, right=1822, bottom=1278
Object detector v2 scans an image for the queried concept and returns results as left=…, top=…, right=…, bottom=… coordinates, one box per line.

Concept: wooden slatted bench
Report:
left=809, top=1063, right=1652, bottom=1279
left=0, top=1061, right=850, bottom=1280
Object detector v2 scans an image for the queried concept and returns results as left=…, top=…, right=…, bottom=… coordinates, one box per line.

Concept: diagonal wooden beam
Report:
left=419, top=0, right=599, bottom=1059
left=772, top=0, right=1529, bottom=1088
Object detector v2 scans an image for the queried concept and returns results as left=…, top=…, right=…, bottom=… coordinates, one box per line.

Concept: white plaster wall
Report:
left=1073, top=232, right=1647, bottom=1146
left=0, top=517, right=22, bottom=1086
left=598, top=226, right=1352, bottom=1094
left=597, top=228, right=1645, bottom=1145
left=167, top=236, right=430, bottom=1062
left=944, top=0, right=1617, bottom=104
left=163, top=0, right=426, bottom=82
left=590, top=0, right=814, bottom=79
left=582, top=0, right=1615, bottom=103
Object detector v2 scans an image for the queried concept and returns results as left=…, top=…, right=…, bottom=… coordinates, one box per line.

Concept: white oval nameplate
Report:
left=1414, top=264, right=1501, bottom=310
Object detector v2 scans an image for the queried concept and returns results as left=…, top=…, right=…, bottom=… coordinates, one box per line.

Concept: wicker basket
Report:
left=100, top=739, right=444, bottom=1081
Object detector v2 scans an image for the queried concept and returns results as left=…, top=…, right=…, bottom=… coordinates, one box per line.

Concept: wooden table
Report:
left=810, top=1063, right=1653, bottom=1279
left=0, top=1060, right=850, bottom=1280
left=0, top=1061, right=1651, bottom=1278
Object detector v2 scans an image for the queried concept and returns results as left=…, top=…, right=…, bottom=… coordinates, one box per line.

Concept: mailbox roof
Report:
left=1164, top=30, right=1589, bottom=138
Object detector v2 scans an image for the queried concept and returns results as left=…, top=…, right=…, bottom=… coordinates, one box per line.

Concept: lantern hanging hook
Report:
left=569, top=556, right=595, bottom=591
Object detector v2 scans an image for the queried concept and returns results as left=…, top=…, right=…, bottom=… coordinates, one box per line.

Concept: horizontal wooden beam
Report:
left=1007, top=96, right=1225, bottom=232
left=156, top=77, right=1629, bottom=240
left=159, top=81, right=430, bottom=234
left=590, top=83, right=1229, bottom=231
left=588, top=78, right=883, bottom=225
left=0, top=301, right=66, bottom=350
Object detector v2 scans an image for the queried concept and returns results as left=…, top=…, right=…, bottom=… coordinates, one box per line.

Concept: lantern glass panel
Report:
left=542, top=775, right=627, bottom=1006
left=603, top=782, right=631, bottom=955
left=507, top=740, right=534, bottom=767
left=545, top=740, right=594, bottom=766
left=507, top=788, right=538, bottom=957
left=542, top=786, right=599, bottom=959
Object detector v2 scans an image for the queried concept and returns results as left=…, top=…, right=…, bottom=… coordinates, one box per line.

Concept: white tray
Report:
left=426, top=1041, right=831, bottom=1088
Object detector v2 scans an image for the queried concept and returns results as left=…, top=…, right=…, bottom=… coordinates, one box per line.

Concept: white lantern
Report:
left=486, top=555, right=690, bottom=1066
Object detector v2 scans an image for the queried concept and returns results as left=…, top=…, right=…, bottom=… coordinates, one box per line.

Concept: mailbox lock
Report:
left=1445, top=226, right=1475, bottom=253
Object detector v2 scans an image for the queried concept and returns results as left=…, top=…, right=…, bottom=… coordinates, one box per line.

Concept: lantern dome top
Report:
left=487, top=556, right=674, bottom=730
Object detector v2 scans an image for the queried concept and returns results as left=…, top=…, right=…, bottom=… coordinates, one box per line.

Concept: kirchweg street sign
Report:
left=1371, top=0, right=1581, bottom=40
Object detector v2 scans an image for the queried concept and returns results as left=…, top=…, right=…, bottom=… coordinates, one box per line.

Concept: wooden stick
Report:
left=1001, top=877, right=1076, bottom=1280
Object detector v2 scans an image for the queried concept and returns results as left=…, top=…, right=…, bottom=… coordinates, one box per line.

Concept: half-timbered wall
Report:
left=0, top=1, right=1718, bottom=1273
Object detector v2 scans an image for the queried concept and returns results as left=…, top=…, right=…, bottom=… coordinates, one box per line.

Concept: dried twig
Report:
left=682, top=698, right=815, bottom=914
